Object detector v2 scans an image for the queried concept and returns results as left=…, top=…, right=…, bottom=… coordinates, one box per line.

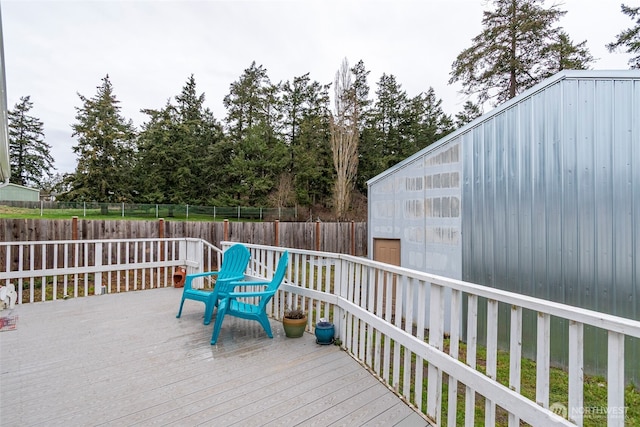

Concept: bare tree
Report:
left=330, top=59, right=359, bottom=220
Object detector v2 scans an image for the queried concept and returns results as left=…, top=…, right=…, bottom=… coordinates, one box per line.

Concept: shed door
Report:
left=373, top=238, right=401, bottom=266
left=373, top=239, right=401, bottom=319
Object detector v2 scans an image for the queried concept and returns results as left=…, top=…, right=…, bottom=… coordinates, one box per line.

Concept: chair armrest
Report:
left=224, top=274, right=247, bottom=281
left=184, top=271, right=237, bottom=291
left=197, top=275, right=250, bottom=293
left=227, top=290, right=273, bottom=298
left=218, top=280, right=269, bottom=294
left=227, top=280, right=269, bottom=287
left=186, top=271, right=221, bottom=280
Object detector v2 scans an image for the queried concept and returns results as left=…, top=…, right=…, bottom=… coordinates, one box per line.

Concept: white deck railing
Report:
left=240, top=243, right=639, bottom=427
left=1, top=239, right=638, bottom=426
left=0, top=238, right=222, bottom=302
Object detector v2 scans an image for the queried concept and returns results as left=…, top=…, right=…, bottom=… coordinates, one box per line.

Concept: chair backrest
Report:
left=257, top=251, right=288, bottom=306
left=218, top=244, right=251, bottom=280
left=265, top=251, right=288, bottom=293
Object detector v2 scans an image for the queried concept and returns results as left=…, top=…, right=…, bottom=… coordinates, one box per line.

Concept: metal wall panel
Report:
left=461, top=75, right=640, bottom=382
left=369, top=71, right=640, bottom=383
left=369, top=141, right=462, bottom=279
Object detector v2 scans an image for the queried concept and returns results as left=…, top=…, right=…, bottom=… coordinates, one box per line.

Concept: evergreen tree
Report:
left=449, top=0, right=592, bottom=106
left=63, top=75, right=136, bottom=209
left=542, top=31, right=594, bottom=73
left=455, top=100, right=483, bottom=128
left=607, top=4, right=640, bottom=69
left=280, top=73, right=313, bottom=168
left=280, top=73, right=333, bottom=206
left=350, top=60, right=377, bottom=194
left=371, top=73, right=409, bottom=169
left=403, top=87, right=454, bottom=153
left=136, top=104, right=181, bottom=204
left=227, top=122, right=289, bottom=205
left=223, top=61, right=275, bottom=142
left=351, top=60, right=372, bottom=132
left=136, top=75, right=223, bottom=206
left=8, top=96, right=55, bottom=187
left=291, top=107, right=333, bottom=206
left=221, top=63, right=292, bottom=205
left=359, top=80, right=455, bottom=193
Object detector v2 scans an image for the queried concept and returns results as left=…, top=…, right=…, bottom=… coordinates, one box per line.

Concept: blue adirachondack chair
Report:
left=210, top=251, right=289, bottom=345
left=176, top=243, right=251, bottom=325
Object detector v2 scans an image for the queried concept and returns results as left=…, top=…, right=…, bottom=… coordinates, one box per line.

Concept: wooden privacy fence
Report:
left=0, top=218, right=367, bottom=256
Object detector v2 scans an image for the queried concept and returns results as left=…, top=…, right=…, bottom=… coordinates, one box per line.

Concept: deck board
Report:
left=0, top=287, right=429, bottom=426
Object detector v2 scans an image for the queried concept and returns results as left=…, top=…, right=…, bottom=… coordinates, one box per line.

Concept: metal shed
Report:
left=367, top=70, right=640, bottom=382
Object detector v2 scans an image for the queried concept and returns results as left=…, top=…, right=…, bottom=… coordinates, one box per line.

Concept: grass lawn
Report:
left=434, top=339, right=640, bottom=426
left=0, top=205, right=259, bottom=221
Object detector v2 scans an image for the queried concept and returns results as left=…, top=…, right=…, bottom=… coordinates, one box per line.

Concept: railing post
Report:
left=608, top=331, right=625, bottom=427
left=536, top=312, right=551, bottom=408
left=509, top=305, right=523, bottom=427
left=465, top=294, right=478, bottom=426
left=158, top=218, right=165, bottom=262
left=183, top=238, right=203, bottom=279
left=178, top=239, right=187, bottom=267
left=447, top=289, right=462, bottom=427
left=568, top=320, right=584, bottom=425
left=335, top=257, right=346, bottom=345
left=427, top=283, right=444, bottom=425
left=485, top=298, right=499, bottom=426
left=94, top=243, right=102, bottom=295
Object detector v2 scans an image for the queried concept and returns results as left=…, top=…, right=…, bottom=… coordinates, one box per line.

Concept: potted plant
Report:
left=282, top=306, right=307, bottom=338
left=314, top=319, right=335, bottom=345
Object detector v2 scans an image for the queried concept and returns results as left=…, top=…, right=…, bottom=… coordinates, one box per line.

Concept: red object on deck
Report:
left=173, top=267, right=186, bottom=288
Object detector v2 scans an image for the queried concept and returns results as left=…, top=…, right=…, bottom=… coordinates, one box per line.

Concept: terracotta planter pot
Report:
left=173, top=267, right=186, bottom=288
left=283, top=316, right=307, bottom=338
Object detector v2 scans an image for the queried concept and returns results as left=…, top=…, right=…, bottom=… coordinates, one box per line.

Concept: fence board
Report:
left=0, top=219, right=368, bottom=260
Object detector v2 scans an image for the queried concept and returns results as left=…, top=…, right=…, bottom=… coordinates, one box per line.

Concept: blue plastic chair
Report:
left=176, top=244, right=251, bottom=325
left=210, top=251, right=289, bottom=345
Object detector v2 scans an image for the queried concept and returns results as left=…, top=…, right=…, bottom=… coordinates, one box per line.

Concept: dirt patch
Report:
left=298, top=192, right=368, bottom=222
left=0, top=205, right=30, bottom=214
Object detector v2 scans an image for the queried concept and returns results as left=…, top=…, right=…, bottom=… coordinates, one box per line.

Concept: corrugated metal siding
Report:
left=369, top=141, right=463, bottom=279
left=368, top=139, right=463, bottom=334
left=461, top=75, right=639, bottom=382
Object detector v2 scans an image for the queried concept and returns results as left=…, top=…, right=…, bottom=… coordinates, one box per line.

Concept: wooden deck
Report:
left=0, top=287, right=428, bottom=426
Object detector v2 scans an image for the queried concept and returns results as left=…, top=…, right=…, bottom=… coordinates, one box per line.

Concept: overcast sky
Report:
left=1, top=0, right=634, bottom=175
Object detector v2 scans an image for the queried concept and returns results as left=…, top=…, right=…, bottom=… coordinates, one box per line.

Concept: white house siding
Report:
left=0, top=183, right=39, bottom=201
